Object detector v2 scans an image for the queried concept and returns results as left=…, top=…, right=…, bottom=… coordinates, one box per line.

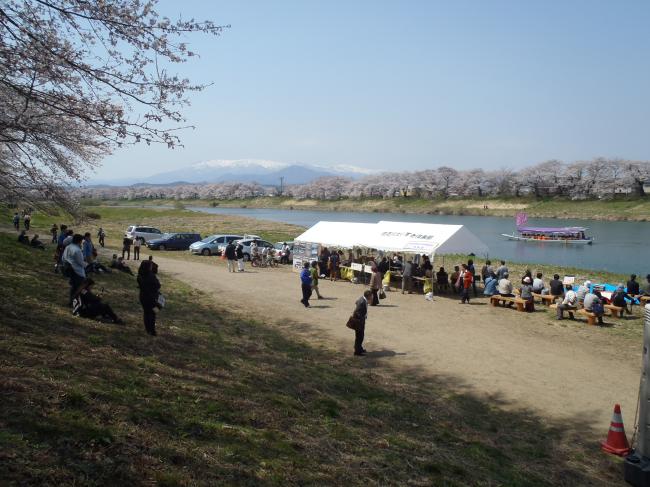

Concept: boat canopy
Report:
left=517, top=226, right=587, bottom=234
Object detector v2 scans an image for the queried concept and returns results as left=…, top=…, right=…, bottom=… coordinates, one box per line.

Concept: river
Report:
left=189, top=206, right=649, bottom=275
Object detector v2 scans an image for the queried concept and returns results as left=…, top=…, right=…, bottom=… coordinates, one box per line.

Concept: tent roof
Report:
left=294, top=220, right=489, bottom=256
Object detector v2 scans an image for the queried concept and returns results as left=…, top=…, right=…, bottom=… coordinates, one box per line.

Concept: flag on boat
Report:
left=515, top=212, right=528, bottom=227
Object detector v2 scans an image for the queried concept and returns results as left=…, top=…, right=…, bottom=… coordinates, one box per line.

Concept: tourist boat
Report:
left=501, top=226, right=594, bottom=245
left=501, top=213, right=594, bottom=244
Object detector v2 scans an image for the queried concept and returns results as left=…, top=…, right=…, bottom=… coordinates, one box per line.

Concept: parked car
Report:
left=216, top=234, right=261, bottom=255
left=146, top=232, right=201, bottom=251
left=237, top=238, right=274, bottom=261
left=124, top=225, right=163, bottom=242
left=189, top=234, right=243, bottom=256
left=274, top=241, right=294, bottom=262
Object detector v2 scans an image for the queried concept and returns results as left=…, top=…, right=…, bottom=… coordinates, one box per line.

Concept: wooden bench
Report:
left=604, top=304, right=624, bottom=317
left=490, top=295, right=528, bottom=312
left=532, top=293, right=558, bottom=306
left=550, top=303, right=577, bottom=319
left=578, top=308, right=598, bottom=326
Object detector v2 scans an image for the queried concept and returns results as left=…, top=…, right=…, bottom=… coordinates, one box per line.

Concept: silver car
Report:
left=189, top=234, right=243, bottom=256
left=124, top=225, right=163, bottom=242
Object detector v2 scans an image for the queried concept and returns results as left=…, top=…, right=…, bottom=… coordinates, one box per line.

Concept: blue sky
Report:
left=95, top=0, right=650, bottom=179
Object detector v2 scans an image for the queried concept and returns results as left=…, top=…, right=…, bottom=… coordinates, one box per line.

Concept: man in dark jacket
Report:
left=224, top=241, right=237, bottom=272
left=235, top=242, right=245, bottom=272
left=353, top=290, right=372, bottom=356
left=627, top=274, right=640, bottom=296
left=549, top=274, right=564, bottom=298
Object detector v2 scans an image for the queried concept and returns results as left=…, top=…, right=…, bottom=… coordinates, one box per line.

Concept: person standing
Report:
left=329, top=251, right=340, bottom=281
left=122, top=236, right=132, bottom=260
left=50, top=224, right=58, bottom=243
left=281, top=242, right=290, bottom=265
left=97, top=227, right=106, bottom=247
left=460, top=263, right=473, bottom=304
left=57, top=225, right=68, bottom=246
left=401, top=259, right=413, bottom=294
left=12, top=212, right=20, bottom=231
left=300, top=261, right=312, bottom=307
left=137, top=260, right=161, bottom=336
left=62, top=234, right=86, bottom=306
left=23, top=212, right=31, bottom=231
left=133, top=237, right=141, bottom=260
left=370, top=264, right=382, bottom=305
left=82, top=232, right=94, bottom=264
left=467, top=259, right=478, bottom=296
left=310, top=261, right=323, bottom=299
left=224, top=241, right=236, bottom=272
left=236, top=241, right=245, bottom=272
left=627, top=274, right=640, bottom=296
left=352, top=290, right=372, bottom=356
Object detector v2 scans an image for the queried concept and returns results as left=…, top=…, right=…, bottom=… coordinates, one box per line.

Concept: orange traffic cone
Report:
left=601, top=403, right=631, bottom=456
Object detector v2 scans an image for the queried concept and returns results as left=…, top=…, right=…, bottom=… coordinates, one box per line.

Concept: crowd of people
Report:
left=11, top=214, right=163, bottom=337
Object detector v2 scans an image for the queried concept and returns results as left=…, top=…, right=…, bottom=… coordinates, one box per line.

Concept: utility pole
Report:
left=625, top=304, right=650, bottom=486
left=279, top=176, right=284, bottom=196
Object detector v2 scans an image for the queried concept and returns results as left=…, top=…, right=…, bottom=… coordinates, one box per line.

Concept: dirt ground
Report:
left=136, top=250, right=642, bottom=437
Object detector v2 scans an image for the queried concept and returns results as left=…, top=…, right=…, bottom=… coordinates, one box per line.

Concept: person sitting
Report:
left=611, top=284, right=632, bottom=314
left=483, top=272, right=498, bottom=296
left=436, top=267, right=449, bottom=293
left=497, top=272, right=514, bottom=297
left=110, top=254, right=134, bottom=275
left=72, top=278, right=124, bottom=324
left=556, top=285, right=577, bottom=320
left=519, top=277, right=535, bottom=312
left=549, top=274, right=564, bottom=299
left=575, top=280, right=591, bottom=306
left=532, top=272, right=546, bottom=294
left=521, top=269, right=533, bottom=285
left=18, top=230, right=29, bottom=245
left=450, top=265, right=460, bottom=294
left=30, top=234, right=45, bottom=249
left=496, top=260, right=508, bottom=280
left=643, top=274, right=650, bottom=296
left=584, top=290, right=605, bottom=325
left=627, top=274, right=640, bottom=297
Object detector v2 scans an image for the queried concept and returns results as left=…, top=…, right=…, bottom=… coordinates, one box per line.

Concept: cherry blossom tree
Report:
left=0, top=0, right=225, bottom=212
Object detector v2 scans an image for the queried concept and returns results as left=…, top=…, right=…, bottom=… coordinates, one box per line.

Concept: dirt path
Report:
left=142, top=251, right=642, bottom=435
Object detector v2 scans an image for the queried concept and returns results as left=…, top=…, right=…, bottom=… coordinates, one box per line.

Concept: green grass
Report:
left=0, top=232, right=625, bottom=485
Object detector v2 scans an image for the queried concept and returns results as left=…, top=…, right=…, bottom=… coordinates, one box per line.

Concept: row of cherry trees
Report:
left=80, top=158, right=650, bottom=201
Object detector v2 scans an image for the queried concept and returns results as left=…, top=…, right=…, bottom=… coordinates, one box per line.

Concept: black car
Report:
left=146, top=232, right=201, bottom=251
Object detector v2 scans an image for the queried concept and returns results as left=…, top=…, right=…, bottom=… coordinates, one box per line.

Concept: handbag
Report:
left=156, top=293, right=166, bottom=308
left=346, top=314, right=361, bottom=331
left=379, top=289, right=386, bottom=300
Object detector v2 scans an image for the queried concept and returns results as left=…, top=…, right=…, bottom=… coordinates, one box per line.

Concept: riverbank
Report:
left=0, top=229, right=628, bottom=485
left=83, top=196, right=650, bottom=222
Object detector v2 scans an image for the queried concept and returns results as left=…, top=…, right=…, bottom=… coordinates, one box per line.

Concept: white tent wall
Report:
left=294, top=220, right=489, bottom=257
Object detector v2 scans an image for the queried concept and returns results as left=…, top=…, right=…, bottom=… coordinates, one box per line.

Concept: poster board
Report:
left=292, top=242, right=320, bottom=272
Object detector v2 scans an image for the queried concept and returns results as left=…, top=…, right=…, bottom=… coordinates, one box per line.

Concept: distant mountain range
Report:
left=86, top=159, right=374, bottom=187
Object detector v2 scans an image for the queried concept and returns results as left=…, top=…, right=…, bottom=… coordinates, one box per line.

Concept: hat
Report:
left=523, top=277, right=531, bottom=283
left=584, top=280, right=591, bottom=287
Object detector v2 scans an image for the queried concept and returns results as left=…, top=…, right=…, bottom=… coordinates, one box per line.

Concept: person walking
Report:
left=224, top=241, right=237, bottom=272
left=97, top=227, right=106, bottom=247
left=236, top=241, right=245, bottom=272
left=12, top=212, right=20, bottom=231
left=460, top=263, right=473, bottom=304
left=137, top=260, right=161, bottom=336
left=62, top=234, right=86, bottom=306
left=50, top=224, right=58, bottom=243
left=352, top=289, right=372, bottom=356
left=133, top=237, right=141, bottom=260
left=370, top=263, right=382, bottom=305
left=300, top=261, right=312, bottom=307
left=310, top=261, right=323, bottom=299
left=23, top=212, right=31, bottom=231
left=122, top=236, right=132, bottom=260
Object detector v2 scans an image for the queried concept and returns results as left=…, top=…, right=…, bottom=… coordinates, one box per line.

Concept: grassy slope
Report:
left=89, top=196, right=650, bottom=221
left=0, top=235, right=623, bottom=484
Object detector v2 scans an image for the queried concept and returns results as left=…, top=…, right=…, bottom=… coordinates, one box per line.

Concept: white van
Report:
left=124, top=225, right=163, bottom=242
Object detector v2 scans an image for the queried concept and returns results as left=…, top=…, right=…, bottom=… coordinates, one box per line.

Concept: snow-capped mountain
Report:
left=87, top=159, right=375, bottom=186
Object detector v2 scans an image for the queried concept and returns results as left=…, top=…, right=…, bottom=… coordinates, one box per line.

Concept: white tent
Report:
left=294, top=220, right=488, bottom=257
